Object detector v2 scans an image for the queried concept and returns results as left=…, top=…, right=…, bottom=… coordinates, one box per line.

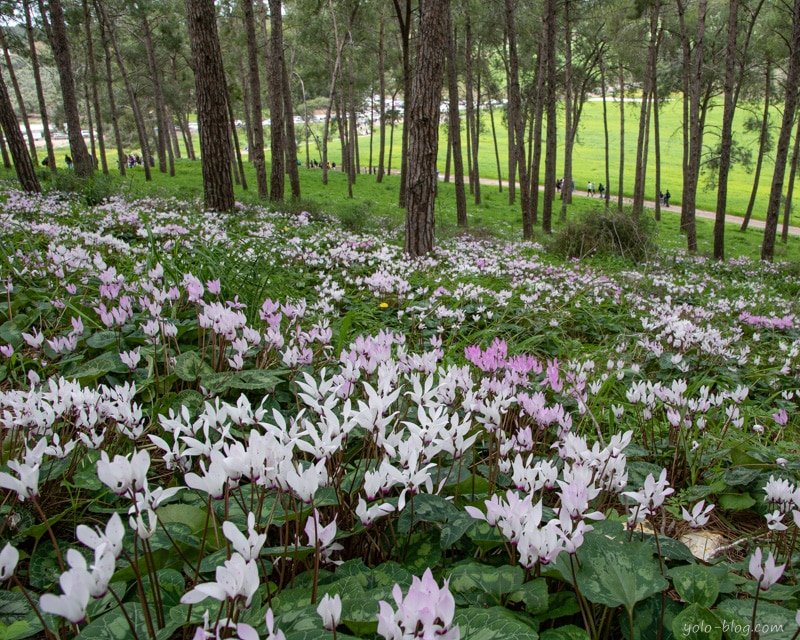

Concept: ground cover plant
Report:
left=1, top=181, right=800, bottom=640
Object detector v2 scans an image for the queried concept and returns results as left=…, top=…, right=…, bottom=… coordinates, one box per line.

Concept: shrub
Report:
left=549, top=206, right=658, bottom=262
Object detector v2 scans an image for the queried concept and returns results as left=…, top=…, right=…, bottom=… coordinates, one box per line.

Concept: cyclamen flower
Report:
left=0, top=543, right=19, bottom=581
left=181, top=552, right=259, bottom=608
left=317, top=593, right=342, bottom=631
left=97, top=449, right=150, bottom=496
left=749, top=547, right=785, bottom=591
left=681, top=500, right=714, bottom=529
left=377, top=568, right=459, bottom=640
left=222, top=513, right=266, bottom=562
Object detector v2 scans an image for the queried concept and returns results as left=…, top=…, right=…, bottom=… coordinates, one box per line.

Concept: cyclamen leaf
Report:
left=572, top=533, right=668, bottom=615
left=670, top=604, right=722, bottom=640
left=454, top=606, right=540, bottom=640
left=670, top=564, right=720, bottom=607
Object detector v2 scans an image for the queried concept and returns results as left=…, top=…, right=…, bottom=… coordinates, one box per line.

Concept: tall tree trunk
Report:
left=542, top=0, right=557, bottom=233
left=505, top=0, right=531, bottom=238
left=530, top=38, right=546, bottom=226
left=185, top=0, right=235, bottom=211
left=95, top=0, right=124, bottom=174
left=0, top=131, right=10, bottom=168
left=82, top=0, right=107, bottom=173
left=24, top=0, right=55, bottom=172
left=0, top=29, right=37, bottom=164
left=377, top=8, right=387, bottom=182
left=741, top=64, right=771, bottom=231
left=139, top=6, right=172, bottom=176
left=714, top=0, right=739, bottom=259
left=762, top=0, right=800, bottom=260
left=96, top=0, right=152, bottom=180
left=227, top=92, right=246, bottom=189
left=267, top=0, right=285, bottom=201
left=283, top=56, right=301, bottom=199
left=46, top=0, right=93, bottom=177
left=0, top=68, right=40, bottom=192
left=633, top=0, right=661, bottom=216
left=405, top=0, right=449, bottom=257
left=676, top=0, right=705, bottom=251
left=781, top=114, right=800, bottom=243
left=600, top=56, right=610, bottom=206
left=392, top=0, right=412, bottom=208
left=653, top=68, right=662, bottom=220
left=489, top=97, right=503, bottom=193
left=243, top=0, right=267, bottom=197
left=617, top=61, right=625, bottom=212
left=446, top=19, right=467, bottom=227
left=464, top=12, right=481, bottom=204
left=560, top=0, right=573, bottom=220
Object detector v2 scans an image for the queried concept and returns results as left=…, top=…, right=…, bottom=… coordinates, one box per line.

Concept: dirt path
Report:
left=471, top=176, right=800, bottom=237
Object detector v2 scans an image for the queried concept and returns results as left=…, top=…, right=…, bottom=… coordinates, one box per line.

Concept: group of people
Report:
left=126, top=155, right=143, bottom=168
left=659, top=190, right=671, bottom=207
left=309, top=160, right=336, bottom=169
left=586, top=181, right=605, bottom=197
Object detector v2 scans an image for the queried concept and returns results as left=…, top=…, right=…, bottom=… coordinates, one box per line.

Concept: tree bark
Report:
left=762, top=0, right=800, bottom=260
left=505, top=0, right=531, bottom=238
left=267, top=0, right=285, bottom=201
left=542, top=0, right=557, bottom=234
left=24, top=0, right=55, bottom=173
left=0, top=68, right=40, bottom=193
left=405, top=0, right=449, bottom=257
left=446, top=16, right=467, bottom=227
left=377, top=7, right=387, bottom=182
left=0, top=28, right=37, bottom=164
left=185, top=0, right=235, bottom=211
left=46, top=0, right=93, bottom=177
left=392, top=0, right=412, bottom=208
left=560, top=0, right=573, bottom=219
left=283, top=55, right=301, bottom=199
left=243, top=0, right=268, bottom=198
left=82, top=0, right=107, bottom=173
left=95, top=0, right=152, bottom=180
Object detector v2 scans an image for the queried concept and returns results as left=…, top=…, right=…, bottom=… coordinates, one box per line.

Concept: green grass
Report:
left=11, top=107, right=800, bottom=264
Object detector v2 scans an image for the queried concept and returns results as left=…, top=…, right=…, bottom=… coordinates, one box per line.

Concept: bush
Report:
left=549, top=206, right=658, bottom=262
left=44, top=169, right=119, bottom=207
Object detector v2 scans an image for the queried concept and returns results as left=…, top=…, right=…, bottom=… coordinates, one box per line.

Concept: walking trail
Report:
left=470, top=176, right=800, bottom=237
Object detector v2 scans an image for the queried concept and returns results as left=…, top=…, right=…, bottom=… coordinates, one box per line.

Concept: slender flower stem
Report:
left=31, top=498, right=65, bottom=573
left=750, top=580, right=762, bottom=640
left=12, top=575, right=57, bottom=640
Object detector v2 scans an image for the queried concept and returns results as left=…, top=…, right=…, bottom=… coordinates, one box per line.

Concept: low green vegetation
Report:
left=0, top=171, right=799, bottom=639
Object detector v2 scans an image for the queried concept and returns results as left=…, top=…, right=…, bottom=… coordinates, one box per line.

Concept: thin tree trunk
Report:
left=243, top=0, right=267, bottom=198
left=464, top=14, right=480, bottom=204
left=139, top=6, right=173, bottom=175
left=267, top=0, right=285, bottom=201
left=505, top=0, right=531, bottom=237
left=617, top=61, right=625, bottom=212
left=0, top=29, right=37, bottom=164
left=227, top=91, right=246, bottom=189
left=781, top=114, right=800, bottom=243
left=82, top=0, right=107, bottom=173
left=0, top=68, right=40, bottom=192
left=377, top=7, right=386, bottom=182
left=542, top=0, right=557, bottom=233
left=633, top=0, right=660, bottom=216
left=762, top=0, right=800, bottom=260
left=96, top=0, right=151, bottom=180
left=24, top=0, right=55, bottom=173
left=94, top=0, right=124, bottom=174
left=446, top=18, right=467, bottom=227
left=392, top=0, right=412, bottom=208
left=600, top=55, right=610, bottom=206
left=714, top=0, right=739, bottom=259
left=531, top=38, right=545, bottom=226
left=560, top=0, right=573, bottom=220
left=742, top=65, right=771, bottom=231
left=45, top=0, right=93, bottom=177
left=489, top=98, right=503, bottom=193
left=283, top=55, right=301, bottom=198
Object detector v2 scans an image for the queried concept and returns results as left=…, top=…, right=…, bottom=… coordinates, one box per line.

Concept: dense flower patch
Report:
left=0, top=187, right=799, bottom=639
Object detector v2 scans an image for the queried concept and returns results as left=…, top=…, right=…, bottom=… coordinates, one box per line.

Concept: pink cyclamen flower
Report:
left=681, top=500, right=714, bottom=529
left=317, top=593, right=342, bottom=630
left=749, top=547, right=785, bottom=591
